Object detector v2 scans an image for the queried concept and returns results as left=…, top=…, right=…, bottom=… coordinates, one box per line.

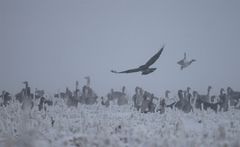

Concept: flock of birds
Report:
left=1, top=77, right=240, bottom=114
left=0, top=47, right=239, bottom=114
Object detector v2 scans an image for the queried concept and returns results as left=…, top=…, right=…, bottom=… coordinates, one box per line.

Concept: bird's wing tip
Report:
left=111, top=70, right=118, bottom=73
left=161, top=45, right=165, bottom=50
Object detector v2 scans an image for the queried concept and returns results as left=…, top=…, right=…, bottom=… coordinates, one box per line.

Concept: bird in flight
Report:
left=177, top=52, right=196, bottom=70
left=111, top=46, right=164, bottom=75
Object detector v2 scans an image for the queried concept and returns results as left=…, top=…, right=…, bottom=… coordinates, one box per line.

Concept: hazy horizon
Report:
left=1, top=0, right=240, bottom=97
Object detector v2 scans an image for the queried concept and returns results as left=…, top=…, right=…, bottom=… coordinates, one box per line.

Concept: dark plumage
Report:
left=111, top=46, right=164, bottom=75
left=166, top=102, right=176, bottom=109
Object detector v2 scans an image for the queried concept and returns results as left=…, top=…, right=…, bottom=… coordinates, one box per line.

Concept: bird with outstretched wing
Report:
left=111, top=46, right=164, bottom=75
left=177, top=52, right=196, bottom=70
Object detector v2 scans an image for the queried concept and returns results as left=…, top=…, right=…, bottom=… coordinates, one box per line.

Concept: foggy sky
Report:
left=1, top=0, right=240, bottom=97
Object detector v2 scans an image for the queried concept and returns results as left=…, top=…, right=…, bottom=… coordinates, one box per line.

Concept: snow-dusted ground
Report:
left=0, top=100, right=240, bottom=147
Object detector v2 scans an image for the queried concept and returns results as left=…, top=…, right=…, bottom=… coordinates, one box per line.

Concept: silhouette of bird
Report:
left=111, top=46, right=164, bottom=75
left=177, top=52, right=196, bottom=70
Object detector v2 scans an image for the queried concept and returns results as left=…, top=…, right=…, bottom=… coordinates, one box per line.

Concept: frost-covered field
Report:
left=0, top=100, right=240, bottom=147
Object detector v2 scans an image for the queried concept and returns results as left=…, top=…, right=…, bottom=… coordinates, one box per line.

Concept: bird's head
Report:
left=187, top=87, right=191, bottom=92
left=227, top=87, right=232, bottom=94
left=193, top=91, right=198, bottom=97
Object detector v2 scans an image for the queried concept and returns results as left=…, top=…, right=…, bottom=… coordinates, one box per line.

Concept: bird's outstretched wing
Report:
left=111, top=67, right=142, bottom=74
left=111, top=45, right=164, bottom=74
left=142, top=46, right=164, bottom=68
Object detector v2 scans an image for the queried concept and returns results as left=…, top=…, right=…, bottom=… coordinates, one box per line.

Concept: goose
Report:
left=194, top=86, right=212, bottom=109
left=22, top=81, right=33, bottom=99
left=182, top=87, right=192, bottom=101
left=117, top=86, right=128, bottom=105
left=200, top=86, right=212, bottom=103
left=35, top=89, right=45, bottom=99
left=219, top=88, right=228, bottom=112
left=107, top=86, right=128, bottom=105
left=65, top=87, right=78, bottom=107
left=227, top=87, right=240, bottom=106
left=15, top=82, right=36, bottom=108
left=1, top=90, right=11, bottom=106
left=111, top=46, right=164, bottom=75
left=164, top=90, right=176, bottom=109
left=141, top=91, right=155, bottom=113
left=157, top=99, right=166, bottom=114
left=165, top=90, right=170, bottom=99
left=74, top=81, right=81, bottom=100
left=19, top=81, right=34, bottom=110
left=132, top=87, right=144, bottom=110
left=193, top=91, right=201, bottom=110
left=101, top=96, right=110, bottom=107
left=81, top=79, right=98, bottom=105
left=108, top=87, right=126, bottom=100
left=194, top=88, right=220, bottom=112
left=175, top=90, right=193, bottom=113
left=177, top=52, right=196, bottom=70
left=38, top=96, right=53, bottom=111
left=175, top=90, right=184, bottom=110
left=79, top=77, right=98, bottom=105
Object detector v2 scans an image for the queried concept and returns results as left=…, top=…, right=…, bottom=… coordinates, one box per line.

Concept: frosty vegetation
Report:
left=0, top=78, right=240, bottom=147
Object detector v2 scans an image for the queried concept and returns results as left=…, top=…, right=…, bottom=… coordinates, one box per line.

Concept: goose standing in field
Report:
left=201, top=86, right=212, bottom=102
left=117, top=86, right=128, bottom=105
left=192, top=91, right=198, bottom=109
left=175, top=90, right=184, bottom=110
left=164, top=90, right=176, bottom=109
left=193, top=91, right=200, bottom=109
left=227, top=87, right=240, bottom=107
left=1, top=91, right=12, bottom=106
left=107, top=89, right=117, bottom=101
left=194, top=86, right=212, bottom=109
left=21, top=81, right=34, bottom=110
left=81, top=77, right=98, bottom=105
left=177, top=53, right=196, bottom=70
left=184, top=87, right=192, bottom=101
left=194, top=87, right=220, bottom=112
left=141, top=91, right=156, bottom=113
left=219, top=88, right=228, bottom=112
left=38, top=96, right=53, bottom=111
left=65, top=87, right=78, bottom=107
left=16, top=81, right=32, bottom=103
left=107, top=86, right=128, bottom=106
left=175, top=90, right=193, bottom=113
left=132, top=87, right=144, bottom=110
left=157, top=99, right=166, bottom=114
left=35, top=89, right=45, bottom=99
left=101, top=96, right=110, bottom=107
left=165, top=90, right=170, bottom=99
left=74, top=81, right=81, bottom=101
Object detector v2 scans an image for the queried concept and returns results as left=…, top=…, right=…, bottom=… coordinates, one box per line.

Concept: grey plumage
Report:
left=107, top=86, right=128, bottom=106
left=177, top=52, right=196, bottom=70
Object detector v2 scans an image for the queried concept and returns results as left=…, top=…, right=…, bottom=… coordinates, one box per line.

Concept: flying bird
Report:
left=177, top=52, right=196, bottom=70
left=111, top=46, right=164, bottom=75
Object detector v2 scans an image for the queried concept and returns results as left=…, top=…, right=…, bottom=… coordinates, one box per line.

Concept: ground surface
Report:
left=0, top=100, right=240, bottom=147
